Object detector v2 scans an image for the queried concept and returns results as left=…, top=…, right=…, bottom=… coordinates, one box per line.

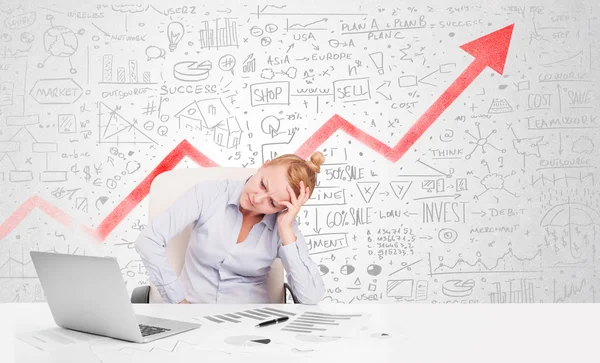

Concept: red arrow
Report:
left=295, top=24, right=515, bottom=161
left=93, top=140, right=218, bottom=240
left=0, top=25, right=514, bottom=243
left=0, top=140, right=218, bottom=242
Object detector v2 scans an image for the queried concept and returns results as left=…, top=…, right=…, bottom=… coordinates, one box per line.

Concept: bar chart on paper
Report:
left=195, top=307, right=296, bottom=328
left=280, top=311, right=367, bottom=337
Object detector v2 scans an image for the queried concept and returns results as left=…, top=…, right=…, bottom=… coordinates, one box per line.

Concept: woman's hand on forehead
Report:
left=276, top=180, right=310, bottom=227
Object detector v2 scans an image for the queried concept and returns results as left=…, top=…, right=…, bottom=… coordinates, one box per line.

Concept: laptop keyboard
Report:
left=139, top=324, right=171, bottom=337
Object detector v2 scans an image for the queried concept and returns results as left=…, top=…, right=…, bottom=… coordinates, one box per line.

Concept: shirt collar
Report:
left=227, top=176, right=250, bottom=206
left=228, top=175, right=277, bottom=231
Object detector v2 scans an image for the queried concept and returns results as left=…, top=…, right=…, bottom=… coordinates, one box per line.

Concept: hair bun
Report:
left=307, top=151, right=325, bottom=174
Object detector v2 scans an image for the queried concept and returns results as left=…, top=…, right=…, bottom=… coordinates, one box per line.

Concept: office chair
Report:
left=130, top=167, right=299, bottom=304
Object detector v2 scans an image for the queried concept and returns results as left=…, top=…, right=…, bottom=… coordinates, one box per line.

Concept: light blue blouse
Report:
left=134, top=176, right=325, bottom=304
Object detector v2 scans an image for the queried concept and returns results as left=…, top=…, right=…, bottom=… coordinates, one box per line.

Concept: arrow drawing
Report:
left=295, top=24, right=514, bottom=161
left=0, top=25, right=515, bottom=242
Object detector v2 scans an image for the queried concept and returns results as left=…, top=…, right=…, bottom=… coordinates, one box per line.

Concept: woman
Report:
left=135, top=152, right=326, bottom=305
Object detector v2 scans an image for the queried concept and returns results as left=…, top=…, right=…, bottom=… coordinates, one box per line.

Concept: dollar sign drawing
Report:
left=83, top=165, right=91, bottom=182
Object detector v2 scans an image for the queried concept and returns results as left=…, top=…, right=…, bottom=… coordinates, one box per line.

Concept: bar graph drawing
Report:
left=195, top=307, right=296, bottom=326
left=242, top=54, right=256, bottom=73
left=281, top=311, right=364, bottom=335
left=100, top=55, right=155, bottom=84
left=198, top=18, right=239, bottom=49
left=489, top=278, right=535, bottom=303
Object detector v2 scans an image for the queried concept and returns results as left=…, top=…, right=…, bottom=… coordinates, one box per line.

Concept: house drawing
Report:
left=213, top=115, right=242, bottom=149
left=175, top=98, right=230, bottom=130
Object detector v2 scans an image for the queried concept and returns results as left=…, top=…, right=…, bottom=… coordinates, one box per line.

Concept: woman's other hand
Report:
left=179, top=298, right=190, bottom=304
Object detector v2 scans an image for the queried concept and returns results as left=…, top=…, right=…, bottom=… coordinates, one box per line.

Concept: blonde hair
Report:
left=268, top=152, right=325, bottom=198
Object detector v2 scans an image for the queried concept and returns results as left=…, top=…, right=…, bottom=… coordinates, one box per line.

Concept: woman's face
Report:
left=240, top=163, right=291, bottom=215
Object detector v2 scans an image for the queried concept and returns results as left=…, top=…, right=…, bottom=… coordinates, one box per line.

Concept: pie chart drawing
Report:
left=367, top=264, right=382, bottom=276
left=340, top=264, right=355, bottom=275
left=261, top=115, right=280, bottom=136
left=442, top=279, right=476, bottom=297
left=173, top=60, right=212, bottom=81
left=224, top=335, right=271, bottom=347
left=318, top=264, right=329, bottom=275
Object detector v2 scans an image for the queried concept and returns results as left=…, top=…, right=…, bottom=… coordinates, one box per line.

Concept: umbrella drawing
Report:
left=541, top=199, right=600, bottom=260
left=541, top=202, right=600, bottom=227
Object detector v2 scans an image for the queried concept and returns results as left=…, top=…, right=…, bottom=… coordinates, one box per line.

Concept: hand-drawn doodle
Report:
left=438, top=228, right=458, bottom=244
left=100, top=55, right=156, bottom=84
left=173, top=60, right=213, bottom=81
left=489, top=278, right=535, bottom=303
left=38, top=15, right=81, bottom=74
left=145, top=45, right=166, bottom=61
left=488, top=98, right=514, bottom=113
left=541, top=198, right=600, bottom=261
left=511, top=125, right=543, bottom=167
left=260, top=115, right=281, bottom=137
left=571, top=136, right=595, bottom=154
left=97, top=102, right=158, bottom=144
left=429, top=248, right=543, bottom=275
left=1, top=2, right=598, bottom=306
left=199, top=18, right=239, bottom=49
left=553, top=278, right=596, bottom=303
left=442, top=279, right=475, bottom=297
left=30, top=78, right=83, bottom=104
left=464, top=122, right=506, bottom=160
left=367, top=264, right=382, bottom=276
left=356, top=181, right=379, bottom=203
left=474, top=159, right=519, bottom=199
left=242, top=53, right=256, bottom=73
left=387, top=279, right=413, bottom=298
left=218, top=54, right=236, bottom=75
left=111, top=4, right=149, bottom=13
left=166, top=21, right=185, bottom=52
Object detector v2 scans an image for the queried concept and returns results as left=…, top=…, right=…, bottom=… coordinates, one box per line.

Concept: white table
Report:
left=1, top=303, right=597, bottom=363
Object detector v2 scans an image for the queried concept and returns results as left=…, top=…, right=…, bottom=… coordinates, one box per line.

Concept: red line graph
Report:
left=0, top=24, right=514, bottom=243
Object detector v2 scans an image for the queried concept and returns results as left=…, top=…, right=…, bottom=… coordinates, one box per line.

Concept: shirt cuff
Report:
left=155, top=277, right=186, bottom=304
left=278, top=241, right=306, bottom=274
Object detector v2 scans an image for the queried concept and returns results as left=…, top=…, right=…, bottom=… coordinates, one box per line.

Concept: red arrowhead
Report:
left=459, top=24, right=514, bottom=74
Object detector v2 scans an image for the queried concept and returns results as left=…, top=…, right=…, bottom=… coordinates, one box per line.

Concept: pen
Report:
left=255, top=316, right=289, bottom=328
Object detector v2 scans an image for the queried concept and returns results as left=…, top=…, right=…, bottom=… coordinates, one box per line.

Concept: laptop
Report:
left=30, top=251, right=200, bottom=343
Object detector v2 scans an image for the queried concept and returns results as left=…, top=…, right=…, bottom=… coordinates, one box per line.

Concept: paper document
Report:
left=17, top=327, right=107, bottom=352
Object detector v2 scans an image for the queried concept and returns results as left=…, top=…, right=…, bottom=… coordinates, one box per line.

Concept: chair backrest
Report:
left=146, top=167, right=285, bottom=303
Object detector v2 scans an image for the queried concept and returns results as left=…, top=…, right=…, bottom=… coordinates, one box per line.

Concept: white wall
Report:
left=1, top=0, right=599, bottom=303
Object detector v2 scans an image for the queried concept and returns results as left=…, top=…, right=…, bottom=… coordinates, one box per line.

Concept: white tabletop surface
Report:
left=1, top=303, right=597, bottom=363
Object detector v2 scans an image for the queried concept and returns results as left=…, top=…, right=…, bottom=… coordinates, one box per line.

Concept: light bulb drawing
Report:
left=167, top=22, right=185, bottom=52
